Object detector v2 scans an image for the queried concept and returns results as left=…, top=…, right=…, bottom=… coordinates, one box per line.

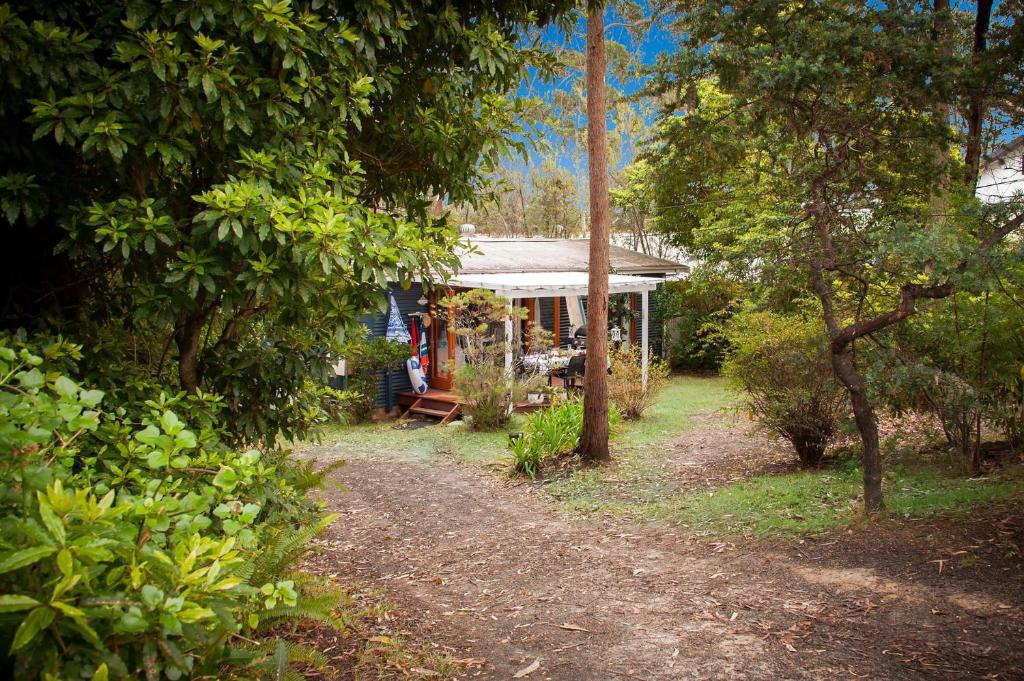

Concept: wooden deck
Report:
left=396, top=388, right=554, bottom=422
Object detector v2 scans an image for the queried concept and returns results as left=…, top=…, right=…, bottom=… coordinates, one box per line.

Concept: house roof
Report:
left=449, top=271, right=662, bottom=298
left=456, top=238, right=689, bottom=275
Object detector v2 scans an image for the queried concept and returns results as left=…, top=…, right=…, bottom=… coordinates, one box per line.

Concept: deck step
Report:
left=409, top=406, right=457, bottom=418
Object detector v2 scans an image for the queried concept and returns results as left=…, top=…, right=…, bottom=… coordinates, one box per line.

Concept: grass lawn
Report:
left=654, top=460, right=1024, bottom=536
left=313, top=374, right=1023, bottom=537
left=313, top=375, right=730, bottom=466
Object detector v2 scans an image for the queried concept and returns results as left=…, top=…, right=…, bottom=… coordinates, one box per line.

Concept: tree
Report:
left=650, top=1, right=1024, bottom=512
left=578, top=1, right=611, bottom=462
left=0, top=0, right=573, bottom=443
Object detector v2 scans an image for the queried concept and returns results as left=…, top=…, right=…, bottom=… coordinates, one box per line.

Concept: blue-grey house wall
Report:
left=333, top=283, right=427, bottom=410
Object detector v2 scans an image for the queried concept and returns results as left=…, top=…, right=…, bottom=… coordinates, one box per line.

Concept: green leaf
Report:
left=212, top=467, right=238, bottom=490
left=0, top=546, right=56, bottom=575
left=160, top=410, right=183, bottom=435
left=146, top=449, right=170, bottom=469
left=54, top=375, right=78, bottom=397
left=10, top=606, right=54, bottom=652
left=136, top=425, right=162, bottom=446
left=0, top=595, right=41, bottom=613
left=17, top=368, right=44, bottom=389
left=37, top=494, right=66, bottom=545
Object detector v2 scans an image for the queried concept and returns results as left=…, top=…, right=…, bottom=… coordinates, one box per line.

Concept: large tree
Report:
left=649, top=0, right=1023, bottom=512
left=0, top=0, right=572, bottom=442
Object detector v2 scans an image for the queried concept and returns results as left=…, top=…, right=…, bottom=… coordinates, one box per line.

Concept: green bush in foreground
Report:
left=0, top=337, right=336, bottom=680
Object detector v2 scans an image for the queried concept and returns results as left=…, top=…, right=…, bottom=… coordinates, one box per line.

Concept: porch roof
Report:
left=447, top=271, right=661, bottom=298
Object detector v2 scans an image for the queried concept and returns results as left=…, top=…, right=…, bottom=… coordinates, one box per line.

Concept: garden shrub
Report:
left=723, top=311, right=846, bottom=467
left=659, top=277, right=744, bottom=373
left=0, top=337, right=339, bottom=679
left=444, top=289, right=541, bottom=430
left=336, top=331, right=410, bottom=422
left=608, top=347, right=670, bottom=420
left=510, top=399, right=622, bottom=477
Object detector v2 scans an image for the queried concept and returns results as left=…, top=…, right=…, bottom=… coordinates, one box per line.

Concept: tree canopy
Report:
left=0, top=0, right=573, bottom=442
left=643, top=0, right=1024, bottom=511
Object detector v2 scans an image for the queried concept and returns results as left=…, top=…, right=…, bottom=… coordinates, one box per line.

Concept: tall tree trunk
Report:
left=964, top=0, right=994, bottom=188
left=578, top=3, right=611, bottom=462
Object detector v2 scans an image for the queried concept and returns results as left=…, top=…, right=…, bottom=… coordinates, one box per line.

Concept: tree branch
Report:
left=829, top=210, right=1024, bottom=352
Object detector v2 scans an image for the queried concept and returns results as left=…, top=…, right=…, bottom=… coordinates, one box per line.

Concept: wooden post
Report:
left=504, top=298, right=514, bottom=377
left=641, top=289, right=649, bottom=390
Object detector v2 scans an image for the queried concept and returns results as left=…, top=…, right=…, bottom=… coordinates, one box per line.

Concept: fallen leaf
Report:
left=558, top=623, right=590, bottom=632
left=513, top=659, right=540, bottom=678
left=451, top=658, right=487, bottom=668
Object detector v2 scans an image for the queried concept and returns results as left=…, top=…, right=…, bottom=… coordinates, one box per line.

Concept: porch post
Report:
left=504, top=298, right=514, bottom=376
left=641, top=289, right=649, bottom=390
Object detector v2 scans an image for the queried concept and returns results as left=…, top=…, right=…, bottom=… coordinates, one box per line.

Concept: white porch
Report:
left=448, top=271, right=660, bottom=388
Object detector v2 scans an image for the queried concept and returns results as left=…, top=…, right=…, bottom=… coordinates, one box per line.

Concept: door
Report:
left=429, top=291, right=456, bottom=390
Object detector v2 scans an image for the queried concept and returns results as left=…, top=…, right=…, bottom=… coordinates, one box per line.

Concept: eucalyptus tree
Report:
left=579, top=0, right=612, bottom=462
left=648, top=0, right=1023, bottom=512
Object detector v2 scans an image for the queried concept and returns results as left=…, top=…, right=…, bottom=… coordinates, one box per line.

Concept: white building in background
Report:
left=977, top=137, right=1024, bottom=204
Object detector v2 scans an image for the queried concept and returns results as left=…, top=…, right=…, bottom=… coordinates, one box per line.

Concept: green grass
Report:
left=315, top=413, right=527, bottom=466
left=311, top=375, right=1023, bottom=537
left=544, top=375, right=735, bottom=514
left=313, top=375, right=731, bottom=468
left=654, top=461, right=1023, bottom=536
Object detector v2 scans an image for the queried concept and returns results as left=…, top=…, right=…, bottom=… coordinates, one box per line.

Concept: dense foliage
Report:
left=334, top=330, right=410, bottom=422
left=0, top=1, right=576, bottom=677
left=657, top=277, right=744, bottom=373
left=0, top=0, right=573, bottom=444
left=0, top=336, right=342, bottom=679
left=645, top=0, right=1024, bottom=510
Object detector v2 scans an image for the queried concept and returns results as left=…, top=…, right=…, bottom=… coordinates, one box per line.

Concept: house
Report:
left=347, top=236, right=689, bottom=416
left=977, top=137, right=1024, bottom=204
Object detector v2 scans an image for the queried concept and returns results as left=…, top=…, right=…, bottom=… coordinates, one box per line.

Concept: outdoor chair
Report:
left=559, top=354, right=586, bottom=392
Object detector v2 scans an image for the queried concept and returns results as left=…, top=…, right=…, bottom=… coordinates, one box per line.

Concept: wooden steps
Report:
left=397, top=389, right=462, bottom=424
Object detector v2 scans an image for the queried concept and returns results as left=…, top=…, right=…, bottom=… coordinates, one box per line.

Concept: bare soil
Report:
left=303, top=414, right=1024, bottom=680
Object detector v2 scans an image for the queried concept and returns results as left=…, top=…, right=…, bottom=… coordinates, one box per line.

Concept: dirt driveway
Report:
left=303, top=419, right=1024, bottom=680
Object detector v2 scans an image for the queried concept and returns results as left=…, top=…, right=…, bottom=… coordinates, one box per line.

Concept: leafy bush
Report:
left=0, top=337, right=338, bottom=679
left=723, top=311, right=846, bottom=467
left=659, top=277, right=745, bottom=372
left=336, top=331, right=410, bottom=422
left=608, top=347, right=670, bottom=420
left=869, top=288, right=1024, bottom=474
left=445, top=289, right=539, bottom=430
left=510, top=399, right=621, bottom=477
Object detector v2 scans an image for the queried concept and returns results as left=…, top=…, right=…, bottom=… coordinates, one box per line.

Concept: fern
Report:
left=228, top=638, right=332, bottom=680
left=257, top=588, right=346, bottom=630
left=239, top=513, right=338, bottom=585
left=288, top=458, right=347, bottom=494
